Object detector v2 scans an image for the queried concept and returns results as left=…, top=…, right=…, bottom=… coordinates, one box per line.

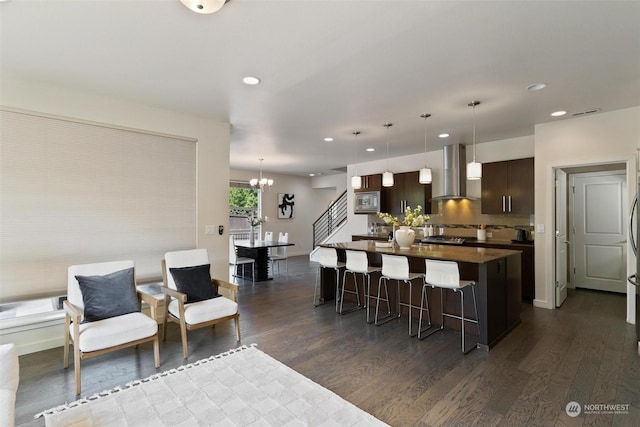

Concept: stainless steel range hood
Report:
left=432, top=144, right=475, bottom=200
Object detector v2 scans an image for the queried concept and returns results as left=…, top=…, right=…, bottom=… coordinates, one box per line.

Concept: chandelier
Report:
left=250, top=158, right=273, bottom=191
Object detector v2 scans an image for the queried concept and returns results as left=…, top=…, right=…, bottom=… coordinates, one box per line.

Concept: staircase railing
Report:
left=313, top=190, right=348, bottom=247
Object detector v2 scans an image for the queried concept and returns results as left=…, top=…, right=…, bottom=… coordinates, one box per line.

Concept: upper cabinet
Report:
left=382, top=171, right=432, bottom=215
left=481, top=157, right=534, bottom=214
left=354, top=174, right=382, bottom=193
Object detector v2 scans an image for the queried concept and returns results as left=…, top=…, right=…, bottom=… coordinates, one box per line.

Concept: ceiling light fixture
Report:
left=382, top=123, right=394, bottom=187
left=179, top=0, right=228, bottom=14
left=249, top=158, right=273, bottom=191
left=438, top=133, right=450, bottom=139
left=551, top=110, right=567, bottom=117
left=324, top=137, right=334, bottom=142
left=466, top=101, right=482, bottom=181
left=526, top=83, right=547, bottom=91
left=366, top=148, right=375, bottom=152
left=419, top=114, right=433, bottom=184
left=351, top=131, right=362, bottom=190
left=242, top=76, right=261, bottom=85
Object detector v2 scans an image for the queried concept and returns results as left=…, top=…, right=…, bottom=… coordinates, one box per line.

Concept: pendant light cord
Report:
left=353, top=131, right=360, bottom=175
left=421, top=113, right=431, bottom=165
left=468, top=101, right=480, bottom=162
left=384, top=123, right=392, bottom=170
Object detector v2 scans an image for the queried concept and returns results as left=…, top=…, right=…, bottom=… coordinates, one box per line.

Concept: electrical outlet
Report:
left=536, top=224, right=545, bottom=233
left=486, top=232, right=493, bottom=238
left=205, top=225, right=216, bottom=235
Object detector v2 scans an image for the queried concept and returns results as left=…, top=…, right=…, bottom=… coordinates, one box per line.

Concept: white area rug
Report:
left=37, top=344, right=388, bottom=427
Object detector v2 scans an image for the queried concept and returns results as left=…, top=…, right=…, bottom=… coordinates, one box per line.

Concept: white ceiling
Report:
left=2, top=0, right=639, bottom=177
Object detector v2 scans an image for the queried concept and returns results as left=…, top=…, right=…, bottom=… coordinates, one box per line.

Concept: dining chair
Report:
left=270, top=232, right=289, bottom=275
left=229, top=235, right=256, bottom=284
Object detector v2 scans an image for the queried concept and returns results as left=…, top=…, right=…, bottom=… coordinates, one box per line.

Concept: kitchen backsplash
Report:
left=371, top=198, right=534, bottom=241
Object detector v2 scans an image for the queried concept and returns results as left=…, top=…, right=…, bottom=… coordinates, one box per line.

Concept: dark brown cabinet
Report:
left=354, top=174, right=382, bottom=193
left=381, top=171, right=432, bottom=215
left=466, top=240, right=535, bottom=301
left=481, top=157, right=534, bottom=214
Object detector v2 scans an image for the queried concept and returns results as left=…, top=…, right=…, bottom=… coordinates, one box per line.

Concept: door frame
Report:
left=551, top=161, right=636, bottom=324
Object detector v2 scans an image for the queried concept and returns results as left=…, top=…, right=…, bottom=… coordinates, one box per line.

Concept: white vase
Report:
left=394, top=226, right=415, bottom=249
left=477, top=229, right=486, bottom=241
left=249, top=230, right=255, bottom=245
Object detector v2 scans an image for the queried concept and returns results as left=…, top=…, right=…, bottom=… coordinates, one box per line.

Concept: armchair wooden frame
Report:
left=161, top=259, right=241, bottom=359
left=63, top=288, right=160, bottom=396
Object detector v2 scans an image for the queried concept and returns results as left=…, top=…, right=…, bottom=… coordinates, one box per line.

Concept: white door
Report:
left=572, top=172, right=627, bottom=293
left=555, top=169, right=568, bottom=307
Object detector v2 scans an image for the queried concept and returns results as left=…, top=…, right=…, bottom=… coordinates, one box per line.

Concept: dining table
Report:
left=234, top=239, right=294, bottom=281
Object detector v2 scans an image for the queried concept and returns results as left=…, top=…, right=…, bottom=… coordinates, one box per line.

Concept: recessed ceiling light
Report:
left=242, top=76, right=261, bottom=85
left=309, top=173, right=315, bottom=177
left=526, top=83, right=547, bottom=91
left=324, top=137, right=334, bottom=142
left=438, top=133, right=450, bottom=139
left=366, top=148, right=375, bottom=152
left=551, top=110, right=567, bottom=117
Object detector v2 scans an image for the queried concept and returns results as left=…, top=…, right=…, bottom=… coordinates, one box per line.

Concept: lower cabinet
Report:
left=466, top=241, right=535, bottom=302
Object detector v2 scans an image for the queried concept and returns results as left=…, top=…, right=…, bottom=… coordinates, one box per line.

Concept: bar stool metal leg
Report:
left=417, top=283, right=433, bottom=339
left=374, top=276, right=393, bottom=325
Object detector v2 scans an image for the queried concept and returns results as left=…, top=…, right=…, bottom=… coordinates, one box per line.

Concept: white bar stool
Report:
left=419, top=259, right=479, bottom=354
left=341, top=250, right=381, bottom=318
left=375, top=254, right=427, bottom=336
left=314, top=247, right=345, bottom=308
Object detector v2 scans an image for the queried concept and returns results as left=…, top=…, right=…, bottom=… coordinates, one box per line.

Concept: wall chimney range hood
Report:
left=432, top=144, right=476, bottom=200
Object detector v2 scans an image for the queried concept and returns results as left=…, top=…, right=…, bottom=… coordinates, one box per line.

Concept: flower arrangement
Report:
left=248, top=213, right=267, bottom=228
left=478, top=224, right=486, bottom=230
left=377, top=205, right=429, bottom=227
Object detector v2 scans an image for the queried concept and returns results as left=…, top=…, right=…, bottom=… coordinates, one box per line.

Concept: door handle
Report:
left=564, top=240, right=570, bottom=244
left=508, top=195, right=512, bottom=212
left=502, top=196, right=506, bottom=212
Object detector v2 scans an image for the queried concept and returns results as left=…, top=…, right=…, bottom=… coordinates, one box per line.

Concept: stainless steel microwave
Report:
left=354, top=191, right=380, bottom=214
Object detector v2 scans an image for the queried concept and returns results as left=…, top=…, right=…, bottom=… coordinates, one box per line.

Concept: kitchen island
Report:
left=319, top=240, right=522, bottom=351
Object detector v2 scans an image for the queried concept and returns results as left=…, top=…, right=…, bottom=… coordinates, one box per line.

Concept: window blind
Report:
left=0, top=109, right=197, bottom=303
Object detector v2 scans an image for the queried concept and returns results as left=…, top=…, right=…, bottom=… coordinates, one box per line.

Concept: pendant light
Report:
left=382, top=123, right=394, bottom=187
left=249, top=158, right=274, bottom=191
left=419, top=113, right=433, bottom=184
left=350, top=131, right=362, bottom=189
left=466, top=101, right=482, bottom=180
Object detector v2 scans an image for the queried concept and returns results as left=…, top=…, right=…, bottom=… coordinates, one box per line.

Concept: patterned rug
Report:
left=37, top=344, right=388, bottom=426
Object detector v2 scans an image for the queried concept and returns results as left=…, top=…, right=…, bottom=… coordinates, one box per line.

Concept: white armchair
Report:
left=64, top=260, right=160, bottom=395
left=162, top=249, right=240, bottom=359
left=0, top=343, right=19, bottom=427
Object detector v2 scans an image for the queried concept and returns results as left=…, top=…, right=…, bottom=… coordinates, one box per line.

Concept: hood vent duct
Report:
left=432, top=144, right=475, bottom=200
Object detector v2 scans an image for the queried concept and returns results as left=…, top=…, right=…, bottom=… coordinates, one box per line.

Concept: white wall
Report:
left=230, top=169, right=339, bottom=254
left=534, top=106, right=640, bottom=323
left=0, top=75, right=231, bottom=275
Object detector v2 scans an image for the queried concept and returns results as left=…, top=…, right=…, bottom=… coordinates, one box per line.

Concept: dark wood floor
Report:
left=15, top=256, right=640, bottom=426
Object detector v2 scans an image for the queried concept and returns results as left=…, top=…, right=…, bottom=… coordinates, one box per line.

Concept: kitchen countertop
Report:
left=352, top=234, right=534, bottom=247
left=323, top=239, right=521, bottom=264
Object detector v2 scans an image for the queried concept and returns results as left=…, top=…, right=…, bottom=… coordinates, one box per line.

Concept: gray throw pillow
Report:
left=169, top=264, right=220, bottom=303
left=75, top=267, right=140, bottom=322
